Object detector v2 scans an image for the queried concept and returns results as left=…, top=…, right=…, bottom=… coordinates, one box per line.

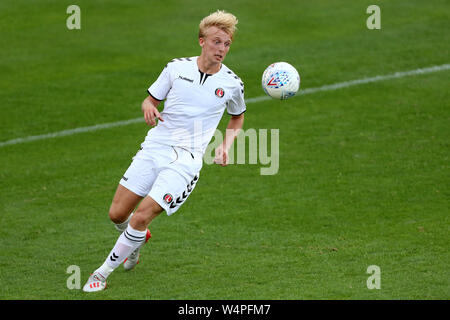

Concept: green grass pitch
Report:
left=0, top=0, right=449, bottom=299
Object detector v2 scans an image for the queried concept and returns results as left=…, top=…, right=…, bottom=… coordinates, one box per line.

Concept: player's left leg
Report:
left=123, top=164, right=201, bottom=271
left=122, top=196, right=163, bottom=270
left=82, top=196, right=162, bottom=292
left=129, top=196, right=163, bottom=230
left=83, top=145, right=201, bottom=291
left=83, top=153, right=162, bottom=292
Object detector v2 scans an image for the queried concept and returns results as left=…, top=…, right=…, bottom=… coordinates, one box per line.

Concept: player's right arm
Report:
left=145, top=60, right=174, bottom=126
left=142, top=95, right=163, bottom=126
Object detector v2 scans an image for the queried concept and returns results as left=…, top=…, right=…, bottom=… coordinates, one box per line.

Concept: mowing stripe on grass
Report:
left=1, top=63, right=449, bottom=148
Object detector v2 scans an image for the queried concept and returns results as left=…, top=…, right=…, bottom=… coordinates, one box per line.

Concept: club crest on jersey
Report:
left=163, top=193, right=173, bottom=204
left=215, top=88, right=225, bottom=98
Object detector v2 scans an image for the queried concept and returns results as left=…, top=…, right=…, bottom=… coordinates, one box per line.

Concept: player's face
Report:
left=199, top=26, right=232, bottom=64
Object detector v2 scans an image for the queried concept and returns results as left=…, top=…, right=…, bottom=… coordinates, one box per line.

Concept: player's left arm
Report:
left=214, top=113, right=244, bottom=166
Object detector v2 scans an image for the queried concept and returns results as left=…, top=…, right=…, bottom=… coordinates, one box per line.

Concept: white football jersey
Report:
left=145, top=56, right=246, bottom=155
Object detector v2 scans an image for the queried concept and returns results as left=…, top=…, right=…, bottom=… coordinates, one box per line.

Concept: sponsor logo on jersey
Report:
left=179, top=75, right=194, bottom=83
left=215, top=88, right=225, bottom=98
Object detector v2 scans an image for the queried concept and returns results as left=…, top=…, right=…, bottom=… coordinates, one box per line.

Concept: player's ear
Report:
left=198, top=37, right=205, bottom=48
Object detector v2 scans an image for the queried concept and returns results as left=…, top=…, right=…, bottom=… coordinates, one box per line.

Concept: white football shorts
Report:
left=119, top=142, right=202, bottom=215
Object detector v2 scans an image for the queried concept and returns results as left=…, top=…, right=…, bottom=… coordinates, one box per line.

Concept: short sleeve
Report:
left=147, top=64, right=172, bottom=101
left=227, top=83, right=246, bottom=116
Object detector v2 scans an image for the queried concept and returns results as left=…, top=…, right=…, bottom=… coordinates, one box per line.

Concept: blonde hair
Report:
left=199, top=10, right=238, bottom=40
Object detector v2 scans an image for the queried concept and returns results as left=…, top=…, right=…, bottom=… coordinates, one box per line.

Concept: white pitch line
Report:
left=245, top=63, right=450, bottom=103
left=1, top=63, right=449, bottom=148
left=0, top=118, right=144, bottom=148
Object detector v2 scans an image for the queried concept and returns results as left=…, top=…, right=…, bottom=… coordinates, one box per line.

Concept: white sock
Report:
left=96, top=261, right=114, bottom=279
left=113, top=213, right=133, bottom=232
left=96, top=225, right=146, bottom=278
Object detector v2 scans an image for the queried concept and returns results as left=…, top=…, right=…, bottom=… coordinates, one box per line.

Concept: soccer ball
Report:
left=261, top=62, right=300, bottom=100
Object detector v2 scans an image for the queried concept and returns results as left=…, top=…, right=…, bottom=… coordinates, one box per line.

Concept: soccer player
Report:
left=83, top=10, right=245, bottom=292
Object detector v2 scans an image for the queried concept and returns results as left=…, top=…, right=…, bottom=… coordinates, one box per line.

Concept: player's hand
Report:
left=143, top=103, right=163, bottom=126
left=214, top=145, right=229, bottom=166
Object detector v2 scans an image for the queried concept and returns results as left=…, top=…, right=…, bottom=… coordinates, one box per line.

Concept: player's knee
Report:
left=130, top=210, right=156, bottom=229
left=108, top=206, right=126, bottom=224
left=130, top=210, right=147, bottom=227
left=133, top=206, right=161, bottom=227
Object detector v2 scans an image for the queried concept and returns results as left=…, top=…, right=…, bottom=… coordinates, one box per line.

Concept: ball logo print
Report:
left=215, top=88, right=225, bottom=98
left=266, top=77, right=278, bottom=87
left=262, top=62, right=300, bottom=100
